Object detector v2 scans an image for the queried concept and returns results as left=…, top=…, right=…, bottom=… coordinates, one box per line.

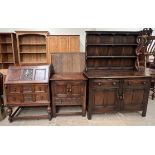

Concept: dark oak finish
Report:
left=4, top=65, right=52, bottom=122
left=85, top=30, right=152, bottom=120
left=50, top=53, right=87, bottom=116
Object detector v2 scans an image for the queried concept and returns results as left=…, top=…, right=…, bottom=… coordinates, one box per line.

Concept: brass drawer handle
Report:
left=98, top=82, right=102, bottom=86
left=113, top=82, right=116, bottom=85
left=143, top=81, right=146, bottom=85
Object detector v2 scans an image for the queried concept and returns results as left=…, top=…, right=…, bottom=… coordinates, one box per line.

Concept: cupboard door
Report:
left=70, top=82, right=84, bottom=98
left=47, top=36, right=58, bottom=53
left=69, top=36, right=80, bottom=52
left=123, top=88, right=148, bottom=111
left=91, top=87, right=120, bottom=111
left=52, top=81, right=68, bottom=98
left=58, top=36, right=69, bottom=52
left=122, top=79, right=150, bottom=111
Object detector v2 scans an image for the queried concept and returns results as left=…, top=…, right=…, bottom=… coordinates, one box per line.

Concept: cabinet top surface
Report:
left=50, top=73, right=87, bottom=81
left=47, top=35, right=80, bottom=36
left=5, top=65, right=51, bottom=84
left=86, top=31, right=141, bottom=35
left=84, top=70, right=151, bottom=79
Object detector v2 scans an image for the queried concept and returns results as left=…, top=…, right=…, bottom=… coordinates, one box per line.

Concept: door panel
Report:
left=123, top=88, right=145, bottom=110
left=69, top=36, right=80, bottom=52
left=58, top=37, right=69, bottom=52
left=92, top=88, right=119, bottom=110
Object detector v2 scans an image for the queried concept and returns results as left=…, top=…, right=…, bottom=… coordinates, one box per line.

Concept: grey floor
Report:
left=0, top=97, right=155, bottom=126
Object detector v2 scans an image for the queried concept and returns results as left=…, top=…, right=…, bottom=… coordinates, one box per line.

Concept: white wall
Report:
left=0, top=28, right=154, bottom=52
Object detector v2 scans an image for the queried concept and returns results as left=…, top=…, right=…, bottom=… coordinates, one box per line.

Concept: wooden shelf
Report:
left=0, top=52, right=13, bottom=54
left=0, top=33, right=16, bottom=69
left=19, top=43, right=46, bottom=46
left=16, top=31, right=49, bottom=65
left=0, top=42, right=12, bottom=44
left=87, top=56, right=137, bottom=58
left=20, top=52, right=47, bottom=54
left=2, top=62, right=14, bottom=64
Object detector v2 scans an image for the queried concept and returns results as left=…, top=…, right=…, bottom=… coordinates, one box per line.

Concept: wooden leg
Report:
left=142, top=103, right=147, bottom=117
left=52, top=101, right=56, bottom=117
left=47, top=106, right=52, bottom=120
left=7, top=107, right=13, bottom=123
left=82, top=96, right=86, bottom=117
left=87, top=91, right=93, bottom=120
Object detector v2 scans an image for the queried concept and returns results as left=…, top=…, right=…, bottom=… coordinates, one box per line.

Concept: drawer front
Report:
left=7, top=95, right=22, bottom=104
left=22, top=84, right=33, bottom=93
left=7, top=85, right=21, bottom=93
left=34, top=84, right=48, bottom=93
left=36, top=93, right=49, bottom=102
left=91, top=79, right=119, bottom=88
left=52, top=81, right=85, bottom=98
left=23, top=94, right=35, bottom=103
left=124, top=79, right=150, bottom=87
left=53, top=98, right=81, bottom=106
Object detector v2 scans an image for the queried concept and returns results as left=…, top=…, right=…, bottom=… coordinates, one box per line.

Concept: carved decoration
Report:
left=21, top=69, right=33, bottom=80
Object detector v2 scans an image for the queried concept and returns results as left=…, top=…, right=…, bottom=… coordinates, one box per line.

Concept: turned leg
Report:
left=7, top=107, right=13, bottom=123
left=47, top=106, right=52, bottom=120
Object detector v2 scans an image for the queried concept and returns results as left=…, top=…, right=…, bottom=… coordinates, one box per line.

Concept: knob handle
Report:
left=98, top=82, right=101, bottom=86
left=143, top=81, right=146, bottom=85
left=113, top=82, right=116, bottom=85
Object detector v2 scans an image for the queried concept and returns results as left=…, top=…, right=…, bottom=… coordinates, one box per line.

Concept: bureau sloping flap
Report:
left=51, top=52, right=85, bottom=73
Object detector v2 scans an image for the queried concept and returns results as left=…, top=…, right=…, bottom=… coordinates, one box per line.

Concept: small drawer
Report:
left=23, top=94, right=35, bottom=103
left=124, top=79, right=150, bottom=87
left=6, top=85, right=21, bottom=93
left=34, top=85, right=48, bottom=93
left=54, top=98, right=81, bottom=106
left=22, top=85, right=33, bottom=93
left=7, top=95, right=22, bottom=104
left=36, top=93, right=49, bottom=102
left=91, top=79, right=119, bottom=87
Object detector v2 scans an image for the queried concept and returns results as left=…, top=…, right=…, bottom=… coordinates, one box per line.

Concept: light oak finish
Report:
left=16, top=31, right=49, bottom=65
left=51, top=52, right=85, bottom=73
left=0, top=33, right=17, bottom=69
left=47, top=35, right=80, bottom=63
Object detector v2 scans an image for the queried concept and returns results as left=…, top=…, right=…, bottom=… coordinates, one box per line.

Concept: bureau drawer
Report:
left=34, top=85, right=48, bottom=93
left=6, top=85, right=21, bottom=93
left=36, top=93, right=49, bottom=102
left=7, top=95, right=22, bottom=104
left=53, top=98, right=81, bottom=106
left=124, top=79, right=150, bottom=87
left=22, top=85, right=33, bottom=93
left=91, top=79, right=119, bottom=88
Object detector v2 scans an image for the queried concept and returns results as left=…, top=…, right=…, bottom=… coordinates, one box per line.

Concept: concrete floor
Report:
left=0, top=97, right=155, bottom=126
